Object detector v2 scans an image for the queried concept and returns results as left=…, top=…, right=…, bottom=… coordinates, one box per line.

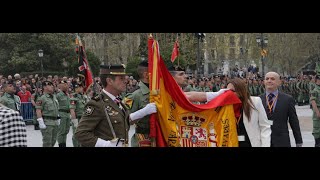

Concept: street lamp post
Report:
left=256, top=33, right=268, bottom=77
left=195, top=33, right=205, bottom=78
left=38, top=49, right=44, bottom=77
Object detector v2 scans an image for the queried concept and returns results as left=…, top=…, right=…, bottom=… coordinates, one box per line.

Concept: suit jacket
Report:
left=259, top=91, right=303, bottom=147
left=75, top=91, right=130, bottom=147
left=243, top=96, right=272, bottom=147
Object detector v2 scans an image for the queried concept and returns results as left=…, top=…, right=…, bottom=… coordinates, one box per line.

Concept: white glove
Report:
left=56, top=115, right=61, bottom=126
left=129, top=103, right=157, bottom=121
left=56, top=119, right=61, bottom=126
left=71, top=119, right=79, bottom=128
left=206, top=89, right=229, bottom=102
left=37, top=118, right=46, bottom=129
left=95, top=138, right=124, bottom=147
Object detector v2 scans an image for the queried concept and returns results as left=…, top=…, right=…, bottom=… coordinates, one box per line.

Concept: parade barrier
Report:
left=20, top=102, right=34, bottom=121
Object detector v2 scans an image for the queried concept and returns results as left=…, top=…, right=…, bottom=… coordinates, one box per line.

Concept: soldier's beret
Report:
left=100, top=64, right=130, bottom=75
left=138, top=60, right=148, bottom=67
left=42, top=81, right=54, bottom=87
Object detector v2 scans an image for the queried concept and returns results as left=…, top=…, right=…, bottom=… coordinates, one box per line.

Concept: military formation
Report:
left=183, top=73, right=315, bottom=108
left=0, top=60, right=319, bottom=147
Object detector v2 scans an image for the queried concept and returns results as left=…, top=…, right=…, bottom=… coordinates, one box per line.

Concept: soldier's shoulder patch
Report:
left=85, top=106, right=94, bottom=115
left=124, top=97, right=133, bottom=109
left=70, top=100, right=76, bottom=105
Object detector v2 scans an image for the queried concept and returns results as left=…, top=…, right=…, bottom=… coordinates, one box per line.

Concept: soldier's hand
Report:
left=206, top=89, right=229, bottom=102
left=37, top=118, right=46, bottom=129
left=95, top=138, right=124, bottom=147
left=129, top=103, right=157, bottom=121
left=71, top=119, right=79, bottom=128
left=109, top=138, right=125, bottom=147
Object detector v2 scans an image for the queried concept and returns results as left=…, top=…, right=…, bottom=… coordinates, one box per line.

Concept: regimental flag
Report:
left=148, top=36, right=242, bottom=147
left=171, top=40, right=179, bottom=63
left=76, top=35, right=93, bottom=93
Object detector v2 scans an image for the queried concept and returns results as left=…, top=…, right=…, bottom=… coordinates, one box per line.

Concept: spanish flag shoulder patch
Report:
left=124, top=97, right=133, bottom=109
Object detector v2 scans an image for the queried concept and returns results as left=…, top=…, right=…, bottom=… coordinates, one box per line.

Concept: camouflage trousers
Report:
left=312, top=113, right=320, bottom=139
left=41, top=125, right=59, bottom=147
left=72, top=119, right=80, bottom=147
left=57, top=115, right=71, bottom=144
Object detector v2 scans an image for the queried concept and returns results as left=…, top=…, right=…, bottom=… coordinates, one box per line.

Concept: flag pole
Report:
left=176, top=34, right=179, bottom=67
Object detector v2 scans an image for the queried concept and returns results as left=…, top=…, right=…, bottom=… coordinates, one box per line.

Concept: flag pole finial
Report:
left=149, top=33, right=153, bottom=39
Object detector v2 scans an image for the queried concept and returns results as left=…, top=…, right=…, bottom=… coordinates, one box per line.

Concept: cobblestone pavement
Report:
left=26, top=105, right=314, bottom=147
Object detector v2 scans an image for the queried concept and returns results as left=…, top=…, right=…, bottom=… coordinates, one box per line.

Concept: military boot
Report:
left=59, top=143, right=66, bottom=147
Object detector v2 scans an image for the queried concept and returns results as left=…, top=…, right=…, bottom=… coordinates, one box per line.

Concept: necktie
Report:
left=267, top=93, right=275, bottom=113
left=114, top=97, right=123, bottom=110
left=114, top=98, right=120, bottom=106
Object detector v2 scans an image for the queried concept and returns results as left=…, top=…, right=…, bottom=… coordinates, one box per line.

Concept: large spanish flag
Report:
left=148, top=36, right=242, bottom=147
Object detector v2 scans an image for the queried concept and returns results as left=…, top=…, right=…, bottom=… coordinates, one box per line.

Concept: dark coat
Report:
left=259, top=91, right=303, bottom=147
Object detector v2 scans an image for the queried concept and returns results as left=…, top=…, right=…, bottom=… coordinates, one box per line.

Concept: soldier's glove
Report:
left=37, top=118, right=46, bottom=129
left=206, top=89, right=229, bottom=102
left=95, top=138, right=124, bottom=147
left=71, top=119, right=79, bottom=128
left=56, top=119, right=60, bottom=126
left=56, top=115, right=61, bottom=126
left=129, top=103, right=157, bottom=122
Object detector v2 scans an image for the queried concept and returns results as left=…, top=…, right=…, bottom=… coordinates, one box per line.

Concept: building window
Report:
left=229, top=36, right=235, bottom=47
left=229, top=48, right=235, bottom=59
left=219, top=35, right=224, bottom=43
left=239, top=35, right=244, bottom=46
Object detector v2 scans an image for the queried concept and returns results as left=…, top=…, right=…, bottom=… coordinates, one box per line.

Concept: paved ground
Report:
left=289, top=105, right=314, bottom=147
left=26, top=105, right=314, bottom=147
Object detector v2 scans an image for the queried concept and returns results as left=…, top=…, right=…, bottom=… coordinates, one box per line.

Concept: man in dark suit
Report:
left=259, top=72, right=303, bottom=147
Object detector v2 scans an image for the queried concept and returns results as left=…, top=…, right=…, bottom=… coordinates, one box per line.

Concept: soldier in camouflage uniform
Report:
left=56, top=80, right=71, bottom=147
left=31, top=86, right=43, bottom=130
left=310, top=75, right=320, bottom=147
left=70, top=83, right=87, bottom=147
left=296, top=76, right=304, bottom=106
left=36, top=81, right=60, bottom=147
left=0, top=80, right=21, bottom=112
left=124, top=60, right=156, bottom=147
left=310, top=63, right=320, bottom=147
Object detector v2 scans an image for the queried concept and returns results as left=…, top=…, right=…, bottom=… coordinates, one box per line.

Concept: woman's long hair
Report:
left=228, top=78, right=255, bottom=121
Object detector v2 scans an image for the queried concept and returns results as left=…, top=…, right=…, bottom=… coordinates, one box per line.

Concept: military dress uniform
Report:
left=0, top=92, right=21, bottom=112
left=36, top=91, right=60, bottom=147
left=75, top=64, right=130, bottom=147
left=70, top=91, right=88, bottom=147
left=56, top=89, right=71, bottom=147
left=125, top=81, right=152, bottom=147
left=75, top=90, right=130, bottom=147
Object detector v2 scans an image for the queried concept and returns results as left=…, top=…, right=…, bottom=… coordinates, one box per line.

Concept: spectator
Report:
left=0, top=103, right=27, bottom=147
